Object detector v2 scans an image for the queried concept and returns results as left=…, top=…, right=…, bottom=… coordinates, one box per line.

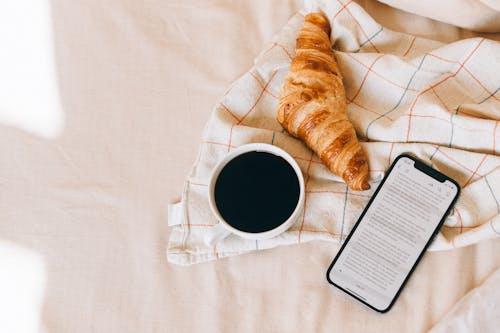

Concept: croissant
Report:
left=277, top=13, right=370, bottom=191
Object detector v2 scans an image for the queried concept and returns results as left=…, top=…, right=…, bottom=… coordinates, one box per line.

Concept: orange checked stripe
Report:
left=306, top=190, right=371, bottom=198
left=455, top=207, right=464, bottom=234
left=405, top=74, right=455, bottom=142
left=400, top=114, right=486, bottom=133
left=429, top=47, right=499, bottom=102
left=349, top=100, right=394, bottom=120
left=427, top=52, right=460, bottom=65
left=189, top=224, right=216, bottom=227
left=406, top=39, right=485, bottom=142
left=345, top=53, right=418, bottom=92
left=298, top=152, right=314, bottom=244
left=462, top=67, right=500, bottom=102
left=336, top=0, right=380, bottom=52
left=463, top=154, right=488, bottom=188
left=493, top=121, right=499, bottom=154
left=300, top=229, right=342, bottom=237
left=293, top=155, right=323, bottom=164
left=220, top=103, right=241, bottom=123
left=275, top=42, right=293, bottom=60
left=349, top=54, right=385, bottom=102
left=249, top=71, right=279, bottom=99
left=237, top=70, right=278, bottom=125
left=443, top=225, right=478, bottom=229
left=431, top=87, right=451, bottom=112
left=203, top=141, right=236, bottom=149
left=187, top=180, right=208, bottom=187
left=223, top=70, right=278, bottom=152
left=227, top=124, right=235, bottom=152
left=388, top=142, right=395, bottom=166
left=333, top=0, right=353, bottom=20
left=403, top=36, right=417, bottom=57
left=213, top=245, right=219, bottom=260
left=433, top=148, right=477, bottom=174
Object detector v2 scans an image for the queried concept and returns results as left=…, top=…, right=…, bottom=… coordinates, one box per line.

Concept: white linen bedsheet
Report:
left=0, top=0, right=498, bottom=332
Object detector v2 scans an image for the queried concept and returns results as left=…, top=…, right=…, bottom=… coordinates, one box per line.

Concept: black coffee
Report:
left=214, top=151, right=300, bottom=233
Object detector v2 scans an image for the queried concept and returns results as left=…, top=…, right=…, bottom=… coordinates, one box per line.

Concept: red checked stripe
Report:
left=213, top=245, right=219, bottom=260
left=225, top=71, right=278, bottom=152
left=349, top=54, right=385, bottom=102
left=431, top=87, right=451, bottom=112
left=237, top=70, right=278, bottom=125
left=301, top=229, right=342, bottom=237
left=275, top=42, right=293, bottom=60
left=263, top=42, right=293, bottom=61
left=430, top=54, right=499, bottom=102
left=349, top=99, right=394, bottom=120
left=456, top=109, right=483, bottom=118
left=203, top=141, right=237, bottom=149
left=388, top=142, right=395, bottom=166
left=427, top=53, right=458, bottom=65
left=428, top=46, right=499, bottom=102
left=462, top=67, right=500, bottom=102
left=249, top=71, right=279, bottom=99
left=298, top=152, right=314, bottom=243
left=400, top=114, right=485, bottom=133
left=403, top=36, right=417, bottom=57
left=203, top=141, right=386, bottom=173
left=293, top=156, right=323, bottom=164
left=187, top=180, right=208, bottom=187
left=345, top=53, right=419, bottom=92
left=493, top=121, right=499, bottom=154
left=227, top=124, right=235, bottom=152
left=189, top=224, right=216, bottom=227
left=333, top=0, right=354, bottom=20
left=434, top=148, right=477, bottom=174
left=463, top=154, right=488, bottom=188
left=406, top=39, right=485, bottom=142
left=405, top=77, right=452, bottom=142
left=306, top=190, right=371, bottom=198
left=336, top=0, right=380, bottom=52
left=262, top=42, right=278, bottom=57
left=293, top=154, right=385, bottom=172
left=220, top=102, right=241, bottom=123
left=455, top=207, right=464, bottom=234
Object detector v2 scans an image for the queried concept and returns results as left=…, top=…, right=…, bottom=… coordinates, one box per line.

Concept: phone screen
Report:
left=327, top=154, right=459, bottom=312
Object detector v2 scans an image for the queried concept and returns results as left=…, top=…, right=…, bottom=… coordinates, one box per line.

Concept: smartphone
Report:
left=326, top=153, right=460, bottom=313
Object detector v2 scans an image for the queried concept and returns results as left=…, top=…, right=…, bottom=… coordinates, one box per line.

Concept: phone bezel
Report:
left=326, top=153, right=460, bottom=313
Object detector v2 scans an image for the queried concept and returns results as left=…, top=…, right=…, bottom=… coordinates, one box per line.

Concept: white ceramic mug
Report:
left=205, top=143, right=305, bottom=246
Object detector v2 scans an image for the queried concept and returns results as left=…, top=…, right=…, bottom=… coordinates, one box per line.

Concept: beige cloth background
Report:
left=0, top=0, right=498, bottom=332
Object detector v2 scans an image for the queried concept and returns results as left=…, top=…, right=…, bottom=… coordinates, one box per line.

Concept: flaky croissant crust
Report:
left=277, top=13, right=370, bottom=191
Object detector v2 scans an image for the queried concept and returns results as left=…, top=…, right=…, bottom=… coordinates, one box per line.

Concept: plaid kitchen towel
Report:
left=167, top=0, right=500, bottom=265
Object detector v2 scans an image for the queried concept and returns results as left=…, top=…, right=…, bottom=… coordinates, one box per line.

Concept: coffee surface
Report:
left=214, top=151, right=300, bottom=233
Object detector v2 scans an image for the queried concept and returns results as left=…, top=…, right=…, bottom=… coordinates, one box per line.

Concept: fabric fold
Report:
left=167, top=0, right=500, bottom=265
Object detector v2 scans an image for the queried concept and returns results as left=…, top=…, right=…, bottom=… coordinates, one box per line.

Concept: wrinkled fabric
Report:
left=429, top=268, right=500, bottom=333
left=168, top=0, right=500, bottom=265
left=1, top=0, right=499, bottom=332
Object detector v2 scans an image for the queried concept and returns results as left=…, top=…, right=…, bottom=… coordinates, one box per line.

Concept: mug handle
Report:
left=204, top=223, right=232, bottom=246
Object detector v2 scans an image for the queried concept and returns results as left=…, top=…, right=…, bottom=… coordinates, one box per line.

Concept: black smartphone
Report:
left=326, top=153, right=460, bottom=313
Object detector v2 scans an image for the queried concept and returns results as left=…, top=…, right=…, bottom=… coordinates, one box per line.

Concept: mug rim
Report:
left=208, top=143, right=305, bottom=240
